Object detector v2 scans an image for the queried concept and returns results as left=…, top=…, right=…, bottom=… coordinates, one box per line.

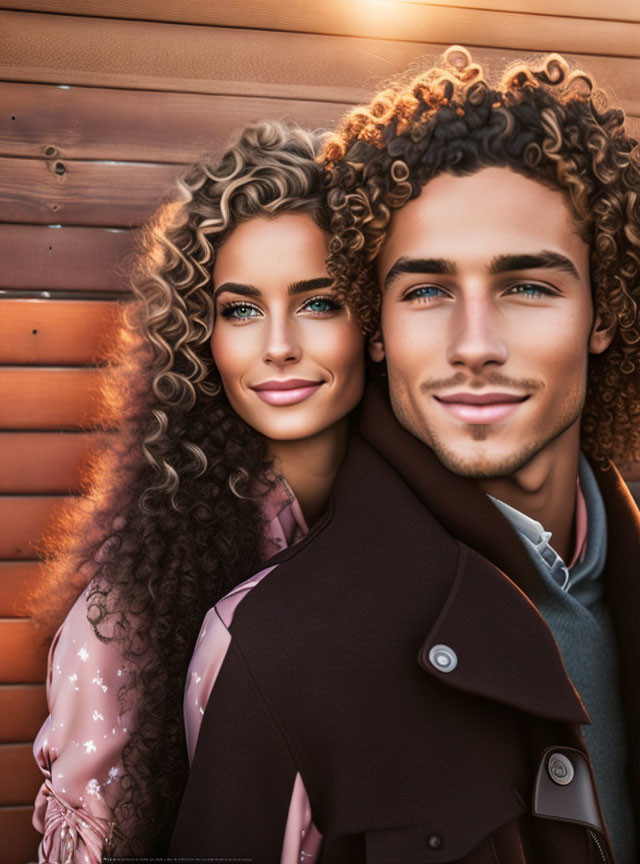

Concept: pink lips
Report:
left=250, top=378, right=324, bottom=406
left=434, top=392, right=529, bottom=424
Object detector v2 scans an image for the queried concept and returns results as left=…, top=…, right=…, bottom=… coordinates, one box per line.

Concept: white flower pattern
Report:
left=33, top=475, right=307, bottom=864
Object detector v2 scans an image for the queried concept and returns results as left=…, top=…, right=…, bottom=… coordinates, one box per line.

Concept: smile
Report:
left=250, top=379, right=325, bottom=406
left=434, top=392, right=530, bottom=424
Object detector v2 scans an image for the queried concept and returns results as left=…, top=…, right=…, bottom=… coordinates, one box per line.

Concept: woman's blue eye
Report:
left=301, top=296, right=340, bottom=314
left=221, top=303, right=260, bottom=319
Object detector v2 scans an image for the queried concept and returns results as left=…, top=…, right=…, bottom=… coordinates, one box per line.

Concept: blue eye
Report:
left=300, top=296, right=342, bottom=314
left=221, top=302, right=261, bottom=320
left=403, top=285, right=444, bottom=301
left=508, top=283, right=554, bottom=298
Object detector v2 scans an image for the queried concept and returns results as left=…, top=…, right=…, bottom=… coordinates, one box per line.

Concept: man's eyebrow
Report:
left=213, top=282, right=261, bottom=301
left=489, top=251, right=581, bottom=281
left=383, top=257, right=456, bottom=291
left=288, top=277, right=334, bottom=295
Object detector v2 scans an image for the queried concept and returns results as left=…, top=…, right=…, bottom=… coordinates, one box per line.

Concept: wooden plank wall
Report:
left=1, top=3, right=639, bottom=860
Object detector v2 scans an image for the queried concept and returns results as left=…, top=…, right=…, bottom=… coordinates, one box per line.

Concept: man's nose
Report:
left=262, top=316, right=302, bottom=365
left=446, top=296, right=508, bottom=372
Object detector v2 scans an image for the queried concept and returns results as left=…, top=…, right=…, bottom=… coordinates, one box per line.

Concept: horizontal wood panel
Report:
left=0, top=685, right=47, bottom=742
left=0, top=496, right=74, bottom=559
left=0, top=619, right=48, bottom=682
left=0, top=743, right=43, bottom=805
left=0, top=368, right=105, bottom=430
left=8, top=0, right=640, bottom=23
left=0, top=299, right=123, bottom=365
left=0, top=805, right=39, bottom=864
left=2, top=12, right=640, bottom=110
left=5, top=0, right=639, bottom=47
left=0, top=224, right=133, bottom=293
left=0, top=431, right=109, bottom=494
left=0, top=562, right=44, bottom=616
left=0, top=300, right=122, bottom=365
left=0, top=157, right=182, bottom=227
left=1, top=82, right=351, bottom=163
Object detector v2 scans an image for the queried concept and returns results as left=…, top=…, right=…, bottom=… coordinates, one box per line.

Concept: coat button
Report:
left=428, top=644, right=458, bottom=673
left=548, top=752, right=575, bottom=785
left=427, top=834, right=442, bottom=849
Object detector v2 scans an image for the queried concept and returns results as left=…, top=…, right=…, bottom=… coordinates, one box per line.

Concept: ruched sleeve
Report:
left=32, top=590, right=136, bottom=863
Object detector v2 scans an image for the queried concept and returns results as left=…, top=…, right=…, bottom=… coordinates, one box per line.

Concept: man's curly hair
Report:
left=324, top=46, right=640, bottom=466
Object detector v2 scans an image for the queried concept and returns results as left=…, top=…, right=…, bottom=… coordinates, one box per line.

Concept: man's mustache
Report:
left=419, top=371, right=544, bottom=394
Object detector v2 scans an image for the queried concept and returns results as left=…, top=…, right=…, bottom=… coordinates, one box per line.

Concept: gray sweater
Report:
left=489, top=454, right=636, bottom=864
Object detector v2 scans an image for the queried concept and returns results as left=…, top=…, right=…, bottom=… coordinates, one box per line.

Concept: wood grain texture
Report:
left=0, top=300, right=122, bottom=365
left=0, top=496, right=75, bottom=559
left=0, top=743, right=44, bottom=805
left=0, top=805, right=39, bottom=864
left=0, top=432, right=109, bottom=494
left=0, top=224, right=133, bottom=293
left=0, top=562, right=44, bottom=616
left=3, top=1, right=640, bottom=46
left=0, top=368, right=106, bottom=430
left=0, top=619, right=48, bottom=682
left=0, top=156, right=182, bottom=227
left=7, top=0, right=640, bottom=23
left=1, top=82, right=351, bottom=163
left=0, top=685, right=47, bottom=742
left=2, top=12, right=639, bottom=111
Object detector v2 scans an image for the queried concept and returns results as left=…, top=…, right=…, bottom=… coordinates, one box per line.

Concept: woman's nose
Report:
left=262, top=317, right=302, bottom=366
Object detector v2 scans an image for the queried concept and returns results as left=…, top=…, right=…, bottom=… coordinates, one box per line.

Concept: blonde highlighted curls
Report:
left=325, top=46, right=640, bottom=465
left=31, top=122, right=329, bottom=855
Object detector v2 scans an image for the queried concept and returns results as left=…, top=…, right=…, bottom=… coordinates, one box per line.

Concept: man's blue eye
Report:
left=405, top=285, right=443, bottom=300
left=509, top=284, right=552, bottom=298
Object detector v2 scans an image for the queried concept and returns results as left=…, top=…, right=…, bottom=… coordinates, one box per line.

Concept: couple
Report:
left=33, top=47, right=640, bottom=863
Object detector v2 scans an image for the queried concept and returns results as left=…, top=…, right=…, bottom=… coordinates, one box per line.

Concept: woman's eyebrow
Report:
left=288, top=277, right=334, bottom=296
left=488, top=251, right=581, bottom=281
left=213, top=282, right=261, bottom=301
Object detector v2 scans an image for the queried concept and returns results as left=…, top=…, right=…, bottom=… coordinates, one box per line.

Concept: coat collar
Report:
left=357, top=379, right=592, bottom=725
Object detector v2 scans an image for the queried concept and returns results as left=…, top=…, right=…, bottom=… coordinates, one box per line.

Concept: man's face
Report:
left=373, top=167, right=612, bottom=478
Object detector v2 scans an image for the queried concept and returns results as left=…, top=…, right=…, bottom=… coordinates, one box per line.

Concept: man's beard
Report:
left=389, top=372, right=585, bottom=479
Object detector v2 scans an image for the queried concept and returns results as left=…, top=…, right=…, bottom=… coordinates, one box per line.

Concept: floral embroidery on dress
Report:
left=33, top=476, right=308, bottom=863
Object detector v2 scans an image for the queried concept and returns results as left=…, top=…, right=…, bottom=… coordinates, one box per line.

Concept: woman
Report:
left=31, top=121, right=364, bottom=862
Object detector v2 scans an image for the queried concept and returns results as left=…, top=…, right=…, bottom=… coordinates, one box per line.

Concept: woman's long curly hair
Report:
left=31, top=121, right=329, bottom=854
left=324, top=47, right=640, bottom=466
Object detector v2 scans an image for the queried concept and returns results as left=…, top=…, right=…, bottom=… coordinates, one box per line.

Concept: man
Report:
left=170, top=48, right=640, bottom=862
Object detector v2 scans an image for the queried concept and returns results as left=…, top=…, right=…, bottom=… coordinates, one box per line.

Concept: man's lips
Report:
left=434, top=391, right=529, bottom=423
left=250, top=379, right=325, bottom=406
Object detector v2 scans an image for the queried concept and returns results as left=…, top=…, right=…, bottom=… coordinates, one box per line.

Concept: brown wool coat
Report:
left=169, top=381, right=640, bottom=863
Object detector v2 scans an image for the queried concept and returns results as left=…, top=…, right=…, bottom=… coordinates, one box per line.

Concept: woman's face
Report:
left=211, top=213, right=365, bottom=442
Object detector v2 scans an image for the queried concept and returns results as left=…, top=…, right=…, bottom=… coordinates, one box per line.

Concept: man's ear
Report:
left=368, top=328, right=386, bottom=363
left=588, top=307, right=616, bottom=355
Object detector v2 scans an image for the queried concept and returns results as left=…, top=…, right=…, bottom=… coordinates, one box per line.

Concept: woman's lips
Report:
left=250, top=379, right=325, bottom=406
left=434, top=392, right=529, bottom=424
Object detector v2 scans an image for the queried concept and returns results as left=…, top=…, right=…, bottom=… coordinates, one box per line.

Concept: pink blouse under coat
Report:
left=32, top=476, right=307, bottom=864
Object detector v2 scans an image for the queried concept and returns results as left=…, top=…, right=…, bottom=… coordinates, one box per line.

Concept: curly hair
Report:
left=30, top=121, right=329, bottom=854
left=324, top=46, right=640, bottom=466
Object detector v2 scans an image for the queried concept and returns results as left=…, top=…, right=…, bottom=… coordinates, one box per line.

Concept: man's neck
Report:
left=268, top=417, right=349, bottom=528
left=475, top=420, right=581, bottom=563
